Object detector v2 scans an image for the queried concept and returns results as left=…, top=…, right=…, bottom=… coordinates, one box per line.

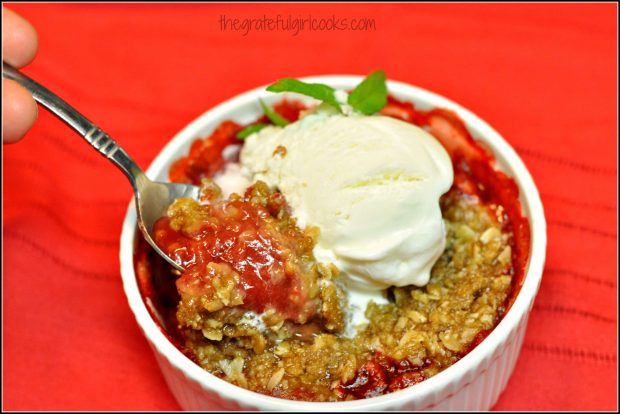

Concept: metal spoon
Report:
left=3, top=62, right=198, bottom=271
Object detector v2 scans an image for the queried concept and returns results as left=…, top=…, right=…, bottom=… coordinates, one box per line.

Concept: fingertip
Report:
left=2, top=7, right=39, bottom=67
left=3, top=79, right=38, bottom=144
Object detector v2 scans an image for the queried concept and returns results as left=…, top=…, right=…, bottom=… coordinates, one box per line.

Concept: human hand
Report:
left=2, top=7, right=39, bottom=143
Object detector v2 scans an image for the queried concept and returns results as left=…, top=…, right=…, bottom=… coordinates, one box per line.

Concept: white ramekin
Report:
left=119, top=76, right=547, bottom=411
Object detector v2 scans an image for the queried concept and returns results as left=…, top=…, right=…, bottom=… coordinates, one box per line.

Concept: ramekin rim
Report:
left=119, top=75, right=547, bottom=410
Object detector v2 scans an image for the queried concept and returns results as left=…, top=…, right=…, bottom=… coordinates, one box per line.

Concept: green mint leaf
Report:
left=236, top=123, right=269, bottom=140
left=266, top=78, right=342, bottom=112
left=259, top=99, right=289, bottom=127
left=347, top=70, right=388, bottom=115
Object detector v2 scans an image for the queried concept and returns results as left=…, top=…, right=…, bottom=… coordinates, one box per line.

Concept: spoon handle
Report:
left=2, top=62, right=144, bottom=189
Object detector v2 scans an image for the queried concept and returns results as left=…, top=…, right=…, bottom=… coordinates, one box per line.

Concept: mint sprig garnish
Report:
left=236, top=123, right=268, bottom=140
left=347, top=70, right=387, bottom=115
left=266, top=78, right=342, bottom=113
left=238, top=70, right=389, bottom=140
left=259, top=99, right=289, bottom=126
left=266, top=70, right=388, bottom=115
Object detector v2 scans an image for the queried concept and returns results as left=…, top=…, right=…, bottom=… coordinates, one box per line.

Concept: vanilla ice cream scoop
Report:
left=240, top=112, right=453, bottom=290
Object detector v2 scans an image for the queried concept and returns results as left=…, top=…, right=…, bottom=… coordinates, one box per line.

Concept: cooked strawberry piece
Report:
left=338, top=353, right=430, bottom=399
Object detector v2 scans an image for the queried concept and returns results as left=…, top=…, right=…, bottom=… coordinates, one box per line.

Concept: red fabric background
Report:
left=3, top=3, right=617, bottom=411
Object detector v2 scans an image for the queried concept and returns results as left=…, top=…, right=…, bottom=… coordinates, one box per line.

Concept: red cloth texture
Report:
left=3, top=3, right=617, bottom=411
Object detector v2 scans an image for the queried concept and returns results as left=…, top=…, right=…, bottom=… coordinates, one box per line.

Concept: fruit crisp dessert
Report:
left=134, top=72, right=530, bottom=402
